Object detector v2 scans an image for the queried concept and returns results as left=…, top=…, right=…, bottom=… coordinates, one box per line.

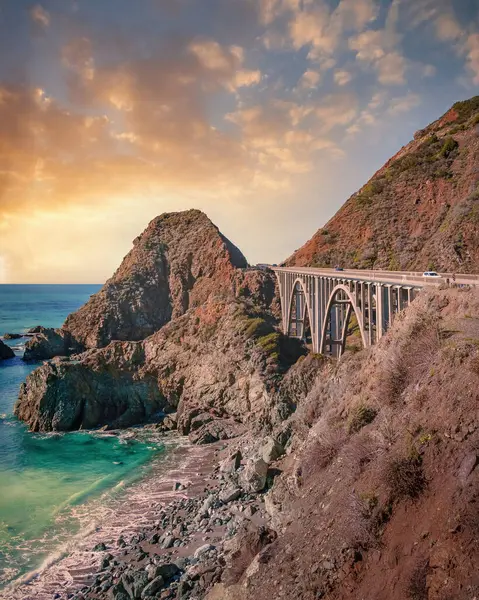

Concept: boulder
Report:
left=222, top=524, right=277, bottom=585
left=261, top=437, right=284, bottom=464
left=121, top=571, right=149, bottom=599
left=0, top=340, right=15, bottom=360
left=219, top=450, right=242, bottom=474
left=3, top=333, right=22, bottom=340
left=189, top=419, right=245, bottom=445
left=153, top=563, right=179, bottom=580
left=140, top=575, right=165, bottom=599
left=240, top=458, right=269, bottom=493
left=26, top=326, right=44, bottom=334
left=162, top=413, right=178, bottom=430
left=194, top=544, right=215, bottom=559
left=219, top=485, right=242, bottom=504
left=23, top=328, right=79, bottom=361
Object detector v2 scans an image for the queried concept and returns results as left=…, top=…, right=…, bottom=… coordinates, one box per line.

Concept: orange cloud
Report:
left=29, top=4, right=50, bottom=27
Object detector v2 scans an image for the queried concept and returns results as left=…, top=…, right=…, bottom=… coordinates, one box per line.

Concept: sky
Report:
left=0, top=0, right=478, bottom=283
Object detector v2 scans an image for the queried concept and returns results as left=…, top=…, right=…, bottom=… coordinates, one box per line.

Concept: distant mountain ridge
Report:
left=287, top=96, right=479, bottom=273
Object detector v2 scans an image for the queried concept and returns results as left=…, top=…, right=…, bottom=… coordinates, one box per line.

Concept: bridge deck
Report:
left=272, top=267, right=479, bottom=288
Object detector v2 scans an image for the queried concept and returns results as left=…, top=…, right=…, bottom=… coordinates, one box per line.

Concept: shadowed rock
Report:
left=0, top=339, right=15, bottom=360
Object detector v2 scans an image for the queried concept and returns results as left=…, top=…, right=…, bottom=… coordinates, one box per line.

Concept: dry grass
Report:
left=347, top=403, right=377, bottom=433
left=376, top=307, right=442, bottom=405
left=407, top=560, right=429, bottom=600
left=302, top=426, right=346, bottom=475
left=384, top=454, right=426, bottom=500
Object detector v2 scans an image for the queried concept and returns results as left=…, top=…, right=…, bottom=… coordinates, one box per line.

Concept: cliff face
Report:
left=26, top=210, right=244, bottom=356
left=0, top=339, right=15, bottom=360
left=15, top=296, right=304, bottom=433
left=64, top=209, right=247, bottom=349
left=287, top=96, right=479, bottom=273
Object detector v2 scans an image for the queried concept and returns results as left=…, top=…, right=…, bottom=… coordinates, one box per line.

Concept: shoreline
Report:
left=3, top=432, right=268, bottom=600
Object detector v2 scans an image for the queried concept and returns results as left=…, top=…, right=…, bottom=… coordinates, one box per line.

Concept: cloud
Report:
left=387, top=92, right=421, bottom=114
left=29, top=4, right=50, bottom=27
left=334, top=69, right=352, bottom=86
left=376, top=52, right=406, bottom=85
left=349, top=28, right=406, bottom=85
left=233, top=69, right=262, bottom=88
left=299, top=69, right=321, bottom=88
left=313, top=93, right=358, bottom=131
left=62, top=37, right=95, bottom=83
left=434, top=13, right=463, bottom=42
left=465, top=33, right=479, bottom=84
left=263, top=0, right=378, bottom=63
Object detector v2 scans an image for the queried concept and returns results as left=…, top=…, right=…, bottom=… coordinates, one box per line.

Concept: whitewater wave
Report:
left=2, top=435, right=191, bottom=600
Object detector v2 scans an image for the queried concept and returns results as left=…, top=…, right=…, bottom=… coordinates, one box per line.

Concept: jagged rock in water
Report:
left=0, top=339, right=15, bottom=360
left=15, top=344, right=164, bottom=431
left=23, top=327, right=80, bottom=361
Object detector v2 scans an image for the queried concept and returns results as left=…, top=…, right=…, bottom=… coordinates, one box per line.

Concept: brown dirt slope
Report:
left=215, top=287, right=479, bottom=600
left=287, top=96, right=479, bottom=273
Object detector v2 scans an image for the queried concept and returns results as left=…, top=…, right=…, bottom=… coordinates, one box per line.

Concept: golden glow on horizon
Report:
left=0, top=256, right=6, bottom=284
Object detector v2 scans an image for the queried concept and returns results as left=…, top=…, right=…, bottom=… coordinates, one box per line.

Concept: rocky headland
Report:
left=11, top=98, right=479, bottom=600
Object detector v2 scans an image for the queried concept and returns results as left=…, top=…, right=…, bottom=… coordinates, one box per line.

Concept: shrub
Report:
left=243, top=318, right=270, bottom=339
left=407, top=560, right=429, bottom=600
left=452, top=96, right=479, bottom=123
left=256, top=332, right=281, bottom=355
left=439, top=136, right=459, bottom=158
left=348, top=404, right=378, bottom=433
left=385, top=455, right=426, bottom=500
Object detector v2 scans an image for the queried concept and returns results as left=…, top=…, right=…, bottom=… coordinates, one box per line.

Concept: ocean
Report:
left=0, top=285, right=165, bottom=589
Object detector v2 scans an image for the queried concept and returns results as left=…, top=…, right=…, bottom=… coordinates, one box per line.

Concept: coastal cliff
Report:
left=0, top=339, right=15, bottom=360
left=15, top=210, right=298, bottom=433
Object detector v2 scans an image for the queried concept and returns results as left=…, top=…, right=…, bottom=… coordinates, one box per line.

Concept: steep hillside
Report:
left=287, top=96, right=479, bottom=272
left=208, top=287, right=479, bottom=600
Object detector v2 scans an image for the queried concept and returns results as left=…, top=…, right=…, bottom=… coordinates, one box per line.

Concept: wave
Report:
left=2, top=436, right=191, bottom=600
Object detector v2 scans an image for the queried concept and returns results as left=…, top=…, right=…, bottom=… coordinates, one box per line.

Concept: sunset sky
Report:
left=0, top=0, right=478, bottom=283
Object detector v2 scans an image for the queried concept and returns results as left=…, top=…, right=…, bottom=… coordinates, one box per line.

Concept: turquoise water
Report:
left=0, top=286, right=164, bottom=587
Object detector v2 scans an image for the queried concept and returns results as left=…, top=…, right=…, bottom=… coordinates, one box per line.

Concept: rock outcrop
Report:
left=23, top=327, right=80, bottom=361
left=63, top=210, right=247, bottom=350
left=15, top=295, right=304, bottom=432
left=287, top=96, right=479, bottom=273
left=0, top=339, right=15, bottom=360
left=16, top=345, right=164, bottom=432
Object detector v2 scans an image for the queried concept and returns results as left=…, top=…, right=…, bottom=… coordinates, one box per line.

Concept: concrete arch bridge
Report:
left=272, top=267, right=478, bottom=357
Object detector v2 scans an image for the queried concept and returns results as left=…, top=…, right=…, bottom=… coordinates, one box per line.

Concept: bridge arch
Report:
left=320, top=284, right=367, bottom=356
left=286, top=277, right=315, bottom=344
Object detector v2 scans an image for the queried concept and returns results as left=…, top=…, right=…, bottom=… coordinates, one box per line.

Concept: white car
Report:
left=422, top=271, right=441, bottom=277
